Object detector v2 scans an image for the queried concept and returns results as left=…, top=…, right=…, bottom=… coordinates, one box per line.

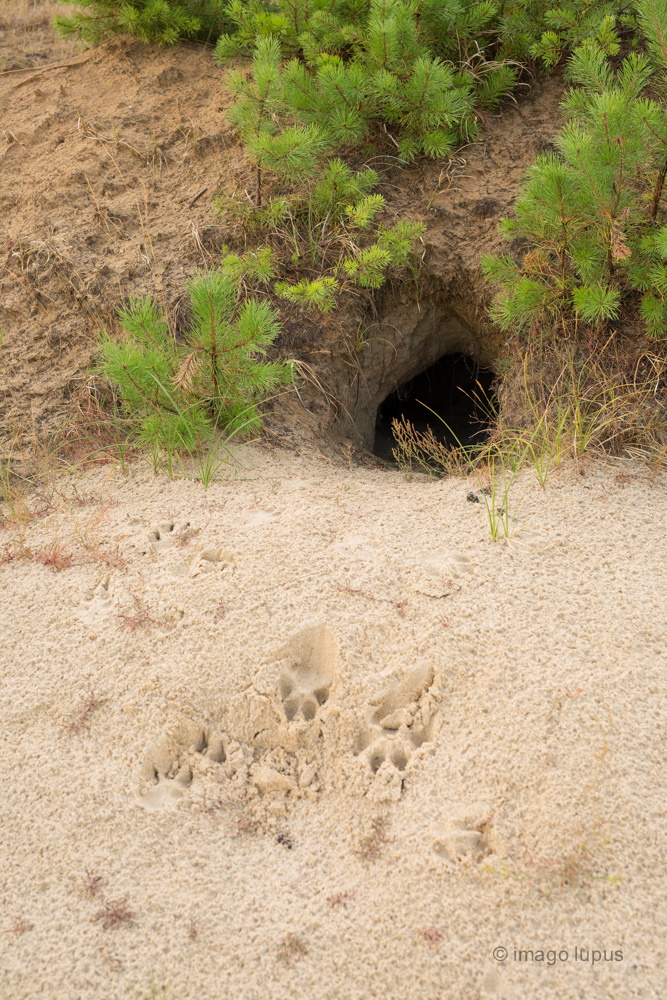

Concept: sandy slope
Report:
left=1, top=446, right=666, bottom=1000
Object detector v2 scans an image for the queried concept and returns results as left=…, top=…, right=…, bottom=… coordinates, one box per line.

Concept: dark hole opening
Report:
left=373, top=352, right=496, bottom=461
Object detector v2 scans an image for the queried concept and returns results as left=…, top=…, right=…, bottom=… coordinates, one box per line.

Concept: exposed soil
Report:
left=1, top=3, right=244, bottom=459
left=1, top=0, right=566, bottom=464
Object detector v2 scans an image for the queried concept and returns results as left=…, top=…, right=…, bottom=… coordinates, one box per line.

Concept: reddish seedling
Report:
left=277, top=933, right=308, bottom=966
left=93, top=898, right=135, bottom=930
left=421, top=926, right=444, bottom=952
left=0, top=541, right=20, bottom=565
left=0, top=539, right=73, bottom=570
left=326, top=890, right=356, bottom=909
left=4, top=916, right=33, bottom=940
left=84, top=544, right=127, bottom=570
left=80, top=870, right=104, bottom=898
left=354, top=815, right=392, bottom=862
left=65, top=692, right=106, bottom=735
left=33, top=542, right=74, bottom=570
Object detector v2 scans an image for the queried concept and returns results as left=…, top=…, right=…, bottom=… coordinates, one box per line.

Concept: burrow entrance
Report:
left=373, top=352, right=496, bottom=462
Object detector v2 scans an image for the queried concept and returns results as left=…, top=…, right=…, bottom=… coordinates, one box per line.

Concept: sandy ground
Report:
left=1, top=445, right=666, bottom=1000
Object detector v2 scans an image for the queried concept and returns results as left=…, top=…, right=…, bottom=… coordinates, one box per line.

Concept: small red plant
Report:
left=354, top=815, right=392, bottom=862
left=4, top=916, right=33, bottom=940
left=34, top=542, right=74, bottom=570
left=326, top=890, right=356, bottom=909
left=93, top=898, right=134, bottom=930
left=338, top=585, right=407, bottom=617
left=277, top=933, right=308, bottom=966
left=421, top=926, right=443, bottom=952
left=85, top=544, right=127, bottom=570
left=80, top=870, right=104, bottom=898
left=65, top=692, right=106, bottom=735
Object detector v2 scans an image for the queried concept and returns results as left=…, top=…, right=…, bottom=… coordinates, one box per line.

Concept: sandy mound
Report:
left=1, top=446, right=666, bottom=998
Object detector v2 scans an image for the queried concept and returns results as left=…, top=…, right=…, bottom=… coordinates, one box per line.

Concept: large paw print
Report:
left=357, top=662, right=440, bottom=779
left=276, top=623, right=337, bottom=723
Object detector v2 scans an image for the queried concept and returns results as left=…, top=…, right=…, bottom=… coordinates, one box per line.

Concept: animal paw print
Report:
left=148, top=521, right=191, bottom=552
left=197, top=546, right=235, bottom=574
left=79, top=576, right=114, bottom=625
left=170, top=546, right=235, bottom=580
left=432, top=806, right=496, bottom=863
left=409, top=549, right=474, bottom=598
left=365, top=736, right=411, bottom=773
left=357, top=662, right=440, bottom=779
left=138, top=718, right=226, bottom=810
left=278, top=623, right=336, bottom=722
left=280, top=671, right=330, bottom=722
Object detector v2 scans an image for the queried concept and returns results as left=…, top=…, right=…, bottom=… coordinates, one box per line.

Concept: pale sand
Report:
left=1, top=446, right=666, bottom=999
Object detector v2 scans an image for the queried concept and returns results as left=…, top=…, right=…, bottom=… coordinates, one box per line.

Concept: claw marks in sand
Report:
left=351, top=662, right=441, bottom=801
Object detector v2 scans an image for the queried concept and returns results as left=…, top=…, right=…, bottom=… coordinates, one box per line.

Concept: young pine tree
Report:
left=224, top=35, right=329, bottom=207
left=216, top=0, right=627, bottom=170
left=482, top=41, right=667, bottom=340
left=55, top=0, right=227, bottom=45
left=97, top=270, right=291, bottom=454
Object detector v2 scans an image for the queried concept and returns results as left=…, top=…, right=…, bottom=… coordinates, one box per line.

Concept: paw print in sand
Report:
left=277, top=623, right=336, bottom=723
left=356, top=662, right=441, bottom=783
left=137, top=717, right=226, bottom=810
left=148, top=521, right=193, bottom=552
left=432, top=804, right=497, bottom=863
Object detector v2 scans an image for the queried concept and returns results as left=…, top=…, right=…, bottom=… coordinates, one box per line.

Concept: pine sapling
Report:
left=97, top=270, right=292, bottom=463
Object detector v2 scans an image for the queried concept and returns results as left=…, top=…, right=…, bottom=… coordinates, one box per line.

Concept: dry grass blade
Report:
left=4, top=55, right=92, bottom=83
